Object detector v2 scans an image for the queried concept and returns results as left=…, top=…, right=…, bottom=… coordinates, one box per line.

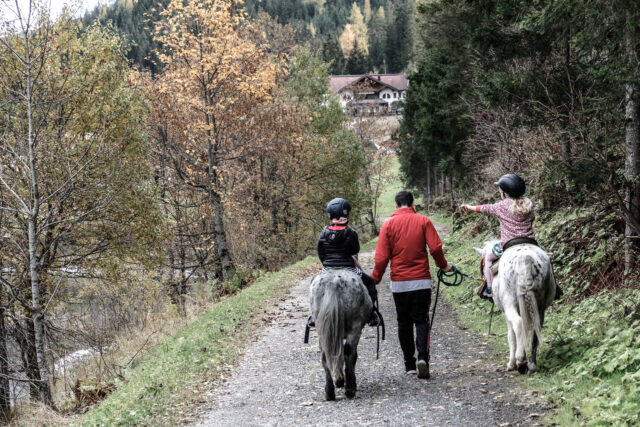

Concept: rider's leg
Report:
left=360, top=273, right=379, bottom=326
left=361, top=273, right=378, bottom=303
left=484, top=251, right=499, bottom=290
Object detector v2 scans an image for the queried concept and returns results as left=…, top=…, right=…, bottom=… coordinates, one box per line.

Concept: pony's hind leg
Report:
left=344, top=331, right=361, bottom=399
left=528, top=310, right=544, bottom=374
left=504, top=306, right=524, bottom=372
left=506, top=319, right=517, bottom=371
left=322, top=352, right=335, bottom=401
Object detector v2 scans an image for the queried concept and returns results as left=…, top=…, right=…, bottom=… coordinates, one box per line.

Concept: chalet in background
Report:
left=329, top=73, right=408, bottom=116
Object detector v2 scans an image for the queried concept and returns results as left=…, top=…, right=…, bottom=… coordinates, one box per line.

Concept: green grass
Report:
left=375, top=155, right=424, bottom=220
left=437, top=210, right=640, bottom=426
left=77, top=257, right=318, bottom=426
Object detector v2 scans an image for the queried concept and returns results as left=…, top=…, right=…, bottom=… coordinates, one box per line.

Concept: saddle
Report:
left=477, top=238, right=539, bottom=301
left=488, top=237, right=539, bottom=276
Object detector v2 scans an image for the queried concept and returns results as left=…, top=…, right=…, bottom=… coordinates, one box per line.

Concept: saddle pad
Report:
left=490, top=259, right=500, bottom=276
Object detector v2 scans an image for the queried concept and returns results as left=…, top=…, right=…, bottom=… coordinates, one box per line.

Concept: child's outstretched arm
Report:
left=462, top=204, right=481, bottom=213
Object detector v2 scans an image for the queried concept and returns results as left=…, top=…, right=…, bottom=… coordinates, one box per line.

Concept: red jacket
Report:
left=372, top=207, right=447, bottom=283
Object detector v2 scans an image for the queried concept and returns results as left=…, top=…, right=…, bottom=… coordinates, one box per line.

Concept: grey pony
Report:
left=309, top=269, right=372, bottom=400
left=476, top=240, right=556, bottom=374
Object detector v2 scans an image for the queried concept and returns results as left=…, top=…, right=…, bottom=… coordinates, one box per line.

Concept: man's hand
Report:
left=441, top=263, right=453, bottom=272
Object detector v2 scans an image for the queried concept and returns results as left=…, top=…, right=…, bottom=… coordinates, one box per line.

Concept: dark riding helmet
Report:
left=326, top=198, right=351, bottom=220
left=494, top=174, right=526, bottom=198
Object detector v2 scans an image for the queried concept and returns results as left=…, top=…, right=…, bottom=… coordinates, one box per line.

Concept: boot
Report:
left=368, top=311, right=380, bottom=327
left=476, top=279, right=493, bottom=301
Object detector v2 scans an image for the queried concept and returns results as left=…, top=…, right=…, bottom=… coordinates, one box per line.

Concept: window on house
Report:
left=393, top=92, right=397, bottom=98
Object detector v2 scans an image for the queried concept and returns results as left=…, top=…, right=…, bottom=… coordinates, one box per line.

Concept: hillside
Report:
left=83, top=0, right=415, bottom=74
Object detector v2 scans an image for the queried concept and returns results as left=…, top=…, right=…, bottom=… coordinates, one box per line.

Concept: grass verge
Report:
left=434, top=209, right=640, bottom=426
left=76, top=257, right=318, bottom=426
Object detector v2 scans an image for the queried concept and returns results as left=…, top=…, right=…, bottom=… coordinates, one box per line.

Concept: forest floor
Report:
left=188, top=226, right=549, bottom=427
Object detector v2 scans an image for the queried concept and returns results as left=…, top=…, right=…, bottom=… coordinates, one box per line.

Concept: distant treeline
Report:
left=83, top=0, right=415, bottom=74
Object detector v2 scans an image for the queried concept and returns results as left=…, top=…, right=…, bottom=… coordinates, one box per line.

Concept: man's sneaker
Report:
left=417, top=359, right=430, bottom=379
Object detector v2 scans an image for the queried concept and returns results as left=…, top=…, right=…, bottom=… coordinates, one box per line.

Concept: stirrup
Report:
left=307, top=315, right=315, bottom=328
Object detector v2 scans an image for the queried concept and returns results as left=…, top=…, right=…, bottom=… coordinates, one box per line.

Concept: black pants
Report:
left=392, top=289, right=431, bottom=370
left=360, top=273, right=377, bottom=304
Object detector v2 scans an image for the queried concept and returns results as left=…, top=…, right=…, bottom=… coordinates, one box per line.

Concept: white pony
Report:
left=476, top=240, right=556, bottom=373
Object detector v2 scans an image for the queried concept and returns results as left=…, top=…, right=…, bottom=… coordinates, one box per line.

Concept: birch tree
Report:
left=0, top=1, right=160, bottom=405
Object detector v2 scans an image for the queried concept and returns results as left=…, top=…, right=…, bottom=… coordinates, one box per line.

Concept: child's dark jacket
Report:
left=317, top=225, right=359, bottom=268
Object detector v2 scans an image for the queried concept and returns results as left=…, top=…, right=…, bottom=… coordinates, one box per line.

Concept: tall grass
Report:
left=75, top=257, right=318, bottom=426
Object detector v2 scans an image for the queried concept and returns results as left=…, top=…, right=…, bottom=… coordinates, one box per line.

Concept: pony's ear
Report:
left=473, top=247, right=484, bottom=256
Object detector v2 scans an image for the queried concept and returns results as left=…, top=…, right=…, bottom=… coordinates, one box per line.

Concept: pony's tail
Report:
left=316, top=284, right=344, bottom=385
left=517, top=256, right=543, bottom=345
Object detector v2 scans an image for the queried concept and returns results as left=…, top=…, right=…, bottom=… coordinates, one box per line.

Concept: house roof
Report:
left=330, top=73, right=409, bottom=93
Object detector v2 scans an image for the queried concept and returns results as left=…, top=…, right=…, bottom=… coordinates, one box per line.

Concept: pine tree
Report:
left=322, top=35, right=347, bottom=74
left=368, top=5, right=387, bottom=71
left=347, top=39, right=368, bottom=74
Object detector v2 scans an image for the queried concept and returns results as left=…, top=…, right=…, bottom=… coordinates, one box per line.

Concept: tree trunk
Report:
left=204, top=95, right=233, bottom=281
left=0, top=305, right=10, bottom=420
left=362, top=170, right=379, bottom=235
left=26, top=49, right=52, bottom=406
left=426, top=163, right=432, bottom=205
left=449, top=175, right=455, bottom=211
left=17, top=317, right=41, bottom=400
left=625, top=10, right=640, bottom=271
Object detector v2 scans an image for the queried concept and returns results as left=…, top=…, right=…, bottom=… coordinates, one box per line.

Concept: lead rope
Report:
left=488, top=301, right=495, bottom=336
left=375, top=297, right=385, bottom=360
left=430, top=266, right=464, bottom=333
left=428, top=266, right=481, bottom=357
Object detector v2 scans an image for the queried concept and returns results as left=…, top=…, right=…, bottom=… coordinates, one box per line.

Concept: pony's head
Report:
left=473, top=239, right=500, bottom=257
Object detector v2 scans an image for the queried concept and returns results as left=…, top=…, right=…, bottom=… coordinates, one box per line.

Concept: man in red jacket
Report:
left=372, top=190, right=452, bottom=379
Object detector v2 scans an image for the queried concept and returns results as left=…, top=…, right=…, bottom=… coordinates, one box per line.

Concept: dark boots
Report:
left=476, top=279, right=493, bottom=301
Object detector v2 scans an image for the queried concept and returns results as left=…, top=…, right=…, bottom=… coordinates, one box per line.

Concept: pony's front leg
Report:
left=322, top=352, right=335, bottom=401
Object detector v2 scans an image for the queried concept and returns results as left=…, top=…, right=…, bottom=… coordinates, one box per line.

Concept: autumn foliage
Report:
left=0, top=0, right=369, bottom=415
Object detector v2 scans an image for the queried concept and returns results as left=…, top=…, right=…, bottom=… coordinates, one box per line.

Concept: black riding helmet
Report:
left=326, top=198, right=351, bottom=220
left=495, top=174, right=526, bottom=198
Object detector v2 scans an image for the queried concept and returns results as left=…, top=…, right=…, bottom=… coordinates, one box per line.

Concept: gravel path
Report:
left=190, top=246, right=548, bottom=426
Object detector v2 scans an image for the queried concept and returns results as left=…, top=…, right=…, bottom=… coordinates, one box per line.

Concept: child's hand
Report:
left=459, top=204, right=473, bottom=213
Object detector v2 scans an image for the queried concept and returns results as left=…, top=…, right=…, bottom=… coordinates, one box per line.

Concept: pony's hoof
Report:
left=517, top=363, right=528, bottom=374
left=335, top=378, right=344, bottom=388
left=507, top=362, right=516, bottom=371
left=345, top=388, right=356, bottom=399
left=527, top=362, right=538, bottom=374
left=325, top=391, right=335, bottom=401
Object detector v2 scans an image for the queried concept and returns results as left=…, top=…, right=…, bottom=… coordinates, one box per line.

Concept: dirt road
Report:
left=190, top=247, right=547, bottom=426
